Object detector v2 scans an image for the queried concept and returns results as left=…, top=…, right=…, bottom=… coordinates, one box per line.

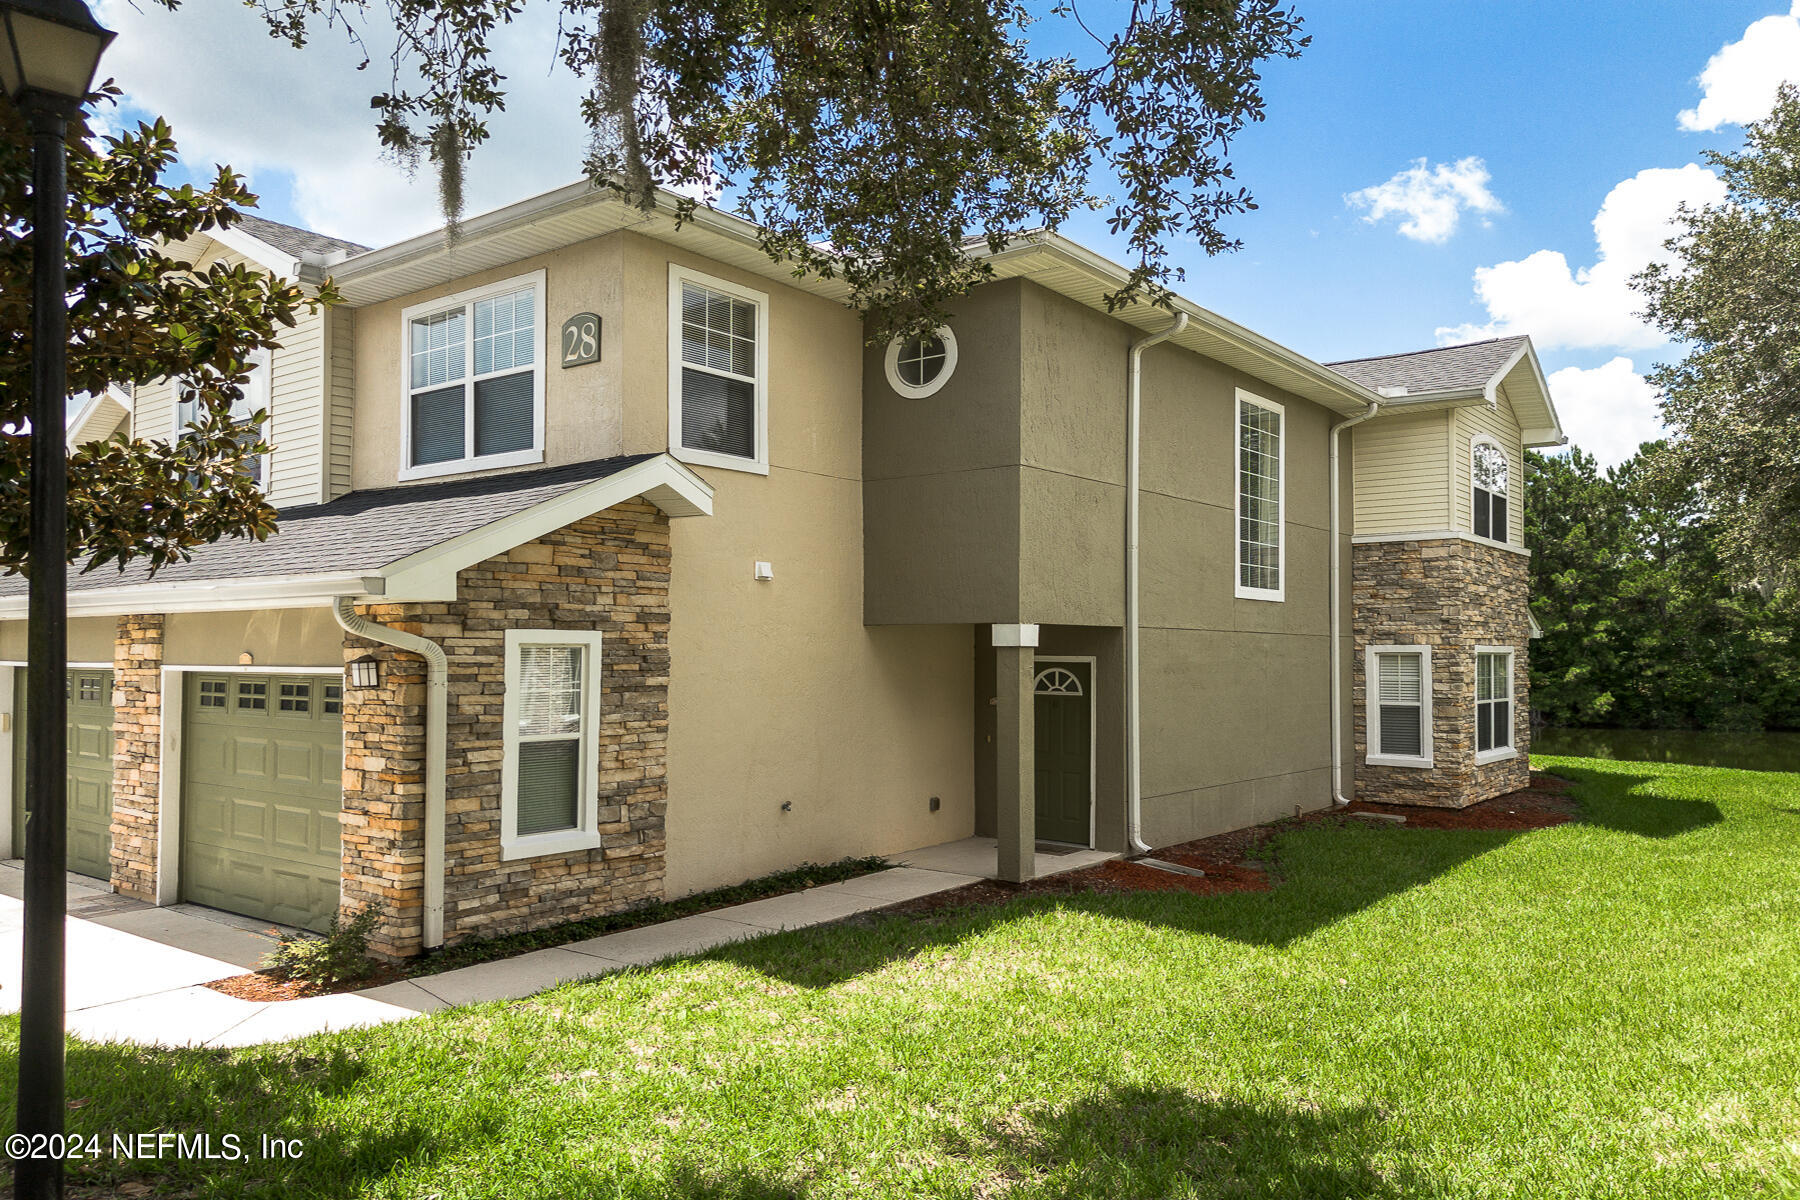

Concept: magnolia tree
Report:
left=0, top=87, right=332, bottom=575
left=237, top=0, right=1308, bottom=340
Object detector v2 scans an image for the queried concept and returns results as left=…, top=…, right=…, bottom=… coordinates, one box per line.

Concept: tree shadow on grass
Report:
left=939, top=1083, right=1430, bottom=1199
left=1544, top=766, right=1722, bottom=838
left=0, top=1038, right=495, bottom=1199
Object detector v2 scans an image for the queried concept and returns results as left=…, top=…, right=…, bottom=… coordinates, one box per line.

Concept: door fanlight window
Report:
left=1034, top=667, right=1084, bottom=696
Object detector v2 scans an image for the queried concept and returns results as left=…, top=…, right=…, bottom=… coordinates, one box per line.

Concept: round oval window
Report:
left=884, top=325, right=958, bottom=398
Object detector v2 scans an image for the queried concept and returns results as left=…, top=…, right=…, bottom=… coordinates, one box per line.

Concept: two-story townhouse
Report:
left=0, top=185, right=1561, bottom=958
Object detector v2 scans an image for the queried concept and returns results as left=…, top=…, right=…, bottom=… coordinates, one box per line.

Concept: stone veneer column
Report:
left=110, top=614, right=164, bottom=900
left=1352, top=538, right=1532, bottom=808
left=339, top=613, right=429, bottom=959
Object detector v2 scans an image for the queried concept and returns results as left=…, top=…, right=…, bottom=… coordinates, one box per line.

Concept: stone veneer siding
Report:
left=1353, top=538, right=1532, bottom=808
left=341, top=500, right=671, bottom=957
left=109, top=614, right=164, bottom=900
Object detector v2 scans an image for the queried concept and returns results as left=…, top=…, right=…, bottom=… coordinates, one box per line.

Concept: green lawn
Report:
left=8, top=757, right=1800, bottom=1198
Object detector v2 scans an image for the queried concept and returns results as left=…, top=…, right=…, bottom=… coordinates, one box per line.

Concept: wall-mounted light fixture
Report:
left=347, top=655, right=380, bottom=689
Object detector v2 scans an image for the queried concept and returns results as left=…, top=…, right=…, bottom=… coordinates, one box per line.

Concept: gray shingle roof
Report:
left=1325, top=336, right=1528, bottom=395
left=0, top=454, right=656, bottom=597
left=233, top=213, right=371, bottom=259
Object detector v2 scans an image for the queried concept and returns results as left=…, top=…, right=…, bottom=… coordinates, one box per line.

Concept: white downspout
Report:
left=1330, top=401, right=1382, bottom=806
left=1126, top=311, right=1189, bottom=855
left=333, top=596, right=447, bottom=948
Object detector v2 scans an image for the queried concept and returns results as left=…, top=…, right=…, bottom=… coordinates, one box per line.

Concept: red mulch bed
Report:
left=203, top=961, right=408, bottom=1003
left=882, top=772, right=1578, bottom=919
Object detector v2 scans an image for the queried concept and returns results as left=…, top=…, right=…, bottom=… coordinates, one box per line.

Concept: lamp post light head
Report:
left=0, top=0, right=113, bottom=109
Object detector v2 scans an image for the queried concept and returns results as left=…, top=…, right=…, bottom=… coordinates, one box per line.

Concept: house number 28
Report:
left=561, top=312, right=601, bottom=368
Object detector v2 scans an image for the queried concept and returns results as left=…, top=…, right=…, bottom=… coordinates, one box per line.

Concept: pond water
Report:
left=1532, top=727, right=1800, bottom=773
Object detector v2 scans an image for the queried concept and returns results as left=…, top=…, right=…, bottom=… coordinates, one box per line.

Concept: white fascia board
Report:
left=378, top=454, right=713, bottom=602
left=0, top=572, right=387, bottom=619
left=205, top=224, right=305, bottom=276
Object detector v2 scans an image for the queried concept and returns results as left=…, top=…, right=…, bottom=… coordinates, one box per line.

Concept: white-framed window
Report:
left=175, top=348, right=272, bottom=486
left=1235, top=390, right=1285, bottom=601
left=399, top=269, right=546, bottom=482
left=668, top=264, right=769, bottom=475
left=1475, top=646, right=1516, bottom=762
left=500, top=629, right=605, bottom=861
left=1472, top=437, right=1510, bottom=544
left=884, top=325, right=958, bottom=399
left=1366, top=645, right=1433, bottom=767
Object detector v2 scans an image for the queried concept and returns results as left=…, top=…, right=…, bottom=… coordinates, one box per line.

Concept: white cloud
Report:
left=1677, top=1, right=1800, bottom=131
left=92, top=0, right=594, bottom=247
left=1546, top=358, right=1665, bottom=468
left=1344, top=157, right=1504, bottom=244
left=1436, top=164, right=1726, bottom=351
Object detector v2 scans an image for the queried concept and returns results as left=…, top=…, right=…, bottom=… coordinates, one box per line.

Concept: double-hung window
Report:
left=1473, top=438, right=1510, bottom=543
left=1235, top=391, right=1285, bottom=600
left=175, top=348, right=272, bottom=486
left=500, top=629, right=605, bottom=860
left=1475, top=647, right=1515, bottom=761
left=401, top=270, right=545, bottom=481
left=1367, top=645, right=1432, bottom=767
left=669, top=264, right=769, bottom=474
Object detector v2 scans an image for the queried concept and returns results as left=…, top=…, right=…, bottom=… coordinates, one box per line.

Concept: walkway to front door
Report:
left=1033, top=660, right=1093, bottom=846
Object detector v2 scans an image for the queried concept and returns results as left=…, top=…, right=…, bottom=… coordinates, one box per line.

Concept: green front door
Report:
left=181, top=673, right=343, bottom=932
left=9, top=668, right=115, bottom=880
left=1033, top=661, right=1092, bottom=846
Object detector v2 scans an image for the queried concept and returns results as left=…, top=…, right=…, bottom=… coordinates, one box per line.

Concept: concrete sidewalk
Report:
left=0, top=840, right=1093, bottom=1048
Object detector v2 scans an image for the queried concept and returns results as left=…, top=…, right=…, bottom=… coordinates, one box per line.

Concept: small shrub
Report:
left=260, top=903, right=381, bottom=990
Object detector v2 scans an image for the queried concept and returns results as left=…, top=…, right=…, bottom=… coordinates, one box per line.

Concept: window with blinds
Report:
left=402, top=273, right=542, bottom=479
left=669, top=266, right=767, bottom=472
left=1476, top=649, right=1514, bottom=756
left=1368, top=646, right=1431, bottom=766
left=1236, top=393, right=1284, bottom=600
left=1473, top=440, right=1510, bottom=542
left=501, top=629, right=605, bottom=859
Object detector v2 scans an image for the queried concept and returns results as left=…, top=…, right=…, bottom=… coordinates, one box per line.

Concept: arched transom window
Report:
left=1473, top=439, right=1509, bottom=542
left=1034, top=667, right=1084, bottom=696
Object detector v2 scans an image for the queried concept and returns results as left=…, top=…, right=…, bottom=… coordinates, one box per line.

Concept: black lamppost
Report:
left=0, top=2, right=113, bottom=1197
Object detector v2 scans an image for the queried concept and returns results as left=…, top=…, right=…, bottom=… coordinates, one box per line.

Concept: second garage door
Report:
left=8, top=668, right=115, bottom=880
left=181, top=673, right=343, bottom=932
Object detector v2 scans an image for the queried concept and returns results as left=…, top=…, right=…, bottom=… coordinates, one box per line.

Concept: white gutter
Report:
left=1125, top=311, right=1188, bottom=855
left=1329, top=401, right=1382, bottom=806
left=333, top=596, right=447, bottom=948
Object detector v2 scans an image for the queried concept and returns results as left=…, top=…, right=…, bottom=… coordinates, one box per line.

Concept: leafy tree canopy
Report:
left=0, top=88, right=335, bottom=574
left=228, top=0, right=1307, bottom=341
left=1634, top=84, right=1800, bottom=574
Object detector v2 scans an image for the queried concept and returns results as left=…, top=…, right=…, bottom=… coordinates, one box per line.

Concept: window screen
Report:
left=1375, top=651, right=1425, bottom=758
left=1237, top=398, right=1283, bottom=595
left=679, top=281, right=759, bottom=460
left=407, top=284, right=537, bottom=470
left=514, top=645, right=585, bottom=836
left=1477, top=651, right=1512, bottom=753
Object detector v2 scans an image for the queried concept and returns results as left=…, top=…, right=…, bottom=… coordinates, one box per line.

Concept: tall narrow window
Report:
left=501, top=629, right=605, bottom=859
left=400, top=271, right=544, bottom=480
left=669, top=265, right=768, bottom=473
left=175, top=349, right=271, bottom=485
left=1473, top=439, right=1510, bottom=542
left=1476, top=647, right=1515, bottom=759
left=1367, top=645, right=1432, bottom=767
left=1236, top=392, right=1284, bottom=600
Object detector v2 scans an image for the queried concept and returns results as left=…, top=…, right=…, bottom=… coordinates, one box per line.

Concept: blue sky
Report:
left=89, top=0, right=1800, bottom=466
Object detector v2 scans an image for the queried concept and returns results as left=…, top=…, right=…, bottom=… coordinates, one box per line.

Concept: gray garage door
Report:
left=9, top=668, right=114, bottom=881
left=180, top=673, right=343, bottom=932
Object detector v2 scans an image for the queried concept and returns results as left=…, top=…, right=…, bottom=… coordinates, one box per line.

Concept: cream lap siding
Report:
left=325, top=306, right=356, bottom=501
left=132, top=378, right=176, bottom=444
left=266, top=306, right=327, bottom=508
left=1452, top=387, right=1526, bottom=545
left=1350, top=409, right=1451, bottom=534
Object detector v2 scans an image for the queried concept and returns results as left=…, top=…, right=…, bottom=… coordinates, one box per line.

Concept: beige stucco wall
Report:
left=0, top=617, right=115, bottom=665
left=162, top=608, right=344, bottom=667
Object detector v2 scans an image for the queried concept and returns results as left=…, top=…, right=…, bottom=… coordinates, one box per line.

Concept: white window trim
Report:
left=1234, top=389, right=1286, bottom=602
left=883, top=325, right=959, bottom=399
left=668, top=263, right=770, bottom=476
left=500, top=628, right=606, bottom=861
left=1365, top=644, right=1434, bottom=768
left=1474, top=644, right=1518, bottom=764
left=397, top=268, right=548, bottom=483
left=1471, top=435, right=1510, bottom=546
left=173, top=346, right=273, bottom=485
